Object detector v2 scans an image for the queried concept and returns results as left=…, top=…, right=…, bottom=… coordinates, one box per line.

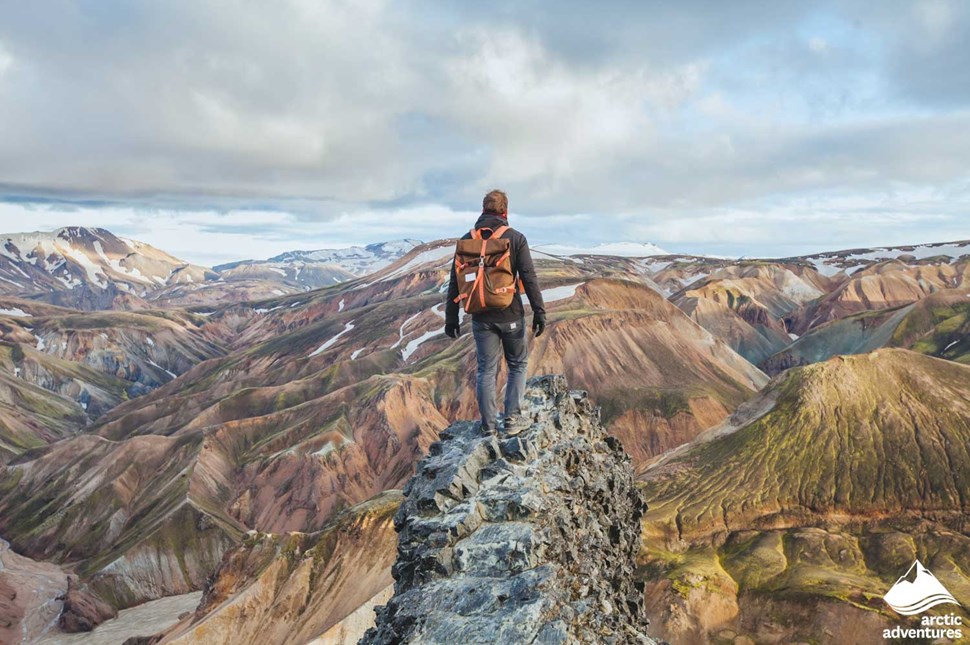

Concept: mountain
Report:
left=158, top=492, right=401, bottom=645
left=786, top=256, right=969, bottom=335
left=761, top=286, right=970, bottom=374
left=0, top=296, right=224, bottom=462
left=3, top=230, right=969, bottom=642
left=150, top=239, right=423, bottom=307
left=0, top=228, right=418, bottom=310
left=671, top=263, right=834, bottom=364
left=788, top=239, right=970, bottom=277
left=215, top=239, right=422, bottom=277
left=0, top=538, right=70, bottom=644
left=0, top=227, right=217, bottom=310
left=533, top=241, right=670, bottom=257
left=0, top=238, right=765, bottom=637
left=638, top=241, right=969, bottom=369
left=639, top=349, right=970, bottom=643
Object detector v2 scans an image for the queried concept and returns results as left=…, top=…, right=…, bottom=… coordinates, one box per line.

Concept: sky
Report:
left=0, top=0, right=968, bottom=266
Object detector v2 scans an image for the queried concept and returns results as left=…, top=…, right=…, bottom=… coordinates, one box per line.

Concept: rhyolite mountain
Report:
left=146, top=377, right=657, bottom=644
left=0, top=227, right=216, bottom=310
left=0, top=238, right=764, bottom=641
left=0, top=296, right=224, bottom=462
left=0, top=231, right=968, bottom=642
left=0, top=228, right=420, bottom=310
left=646, top=240, right=969, bottom=368
left=639, top=349, right=970, bottom=643
left=216, top=239, right=422, bottom=277
left=0, top=239, right=761, bottom=597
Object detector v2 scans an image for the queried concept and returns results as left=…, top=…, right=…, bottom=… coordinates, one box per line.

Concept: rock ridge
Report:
left=361, top=374, right=658, bottom=644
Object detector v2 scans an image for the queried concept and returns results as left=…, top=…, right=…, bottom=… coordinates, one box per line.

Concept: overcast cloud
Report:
left=0, top=0, right=967, bottom=264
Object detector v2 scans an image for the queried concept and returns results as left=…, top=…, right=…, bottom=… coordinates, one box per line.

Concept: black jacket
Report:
left=445, top=213, right=545, bottom=325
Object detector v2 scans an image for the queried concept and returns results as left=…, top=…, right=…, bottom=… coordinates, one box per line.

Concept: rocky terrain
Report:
left=0, top=296, right=225, bottom=461
left=763, top=285, right=970, bottom=373
left=216, top=239, right=421, bottom=278
left=0, top=228, right=419, bottom=310
left=670, top=263, right=832, bottom=365
left=0, top=238, right=763, bottom=638
left=362, top=375, right=656, bottom=644
left=0, top=229, right=968, bottom=642
left=0, top=538, right=70, bottom=645
left=156, top=492, right=401, bottom=645
left=0, top=227, right=216, bottom=310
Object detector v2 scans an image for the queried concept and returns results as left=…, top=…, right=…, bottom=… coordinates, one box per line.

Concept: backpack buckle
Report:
left=478, top=257, right=485, bottom=266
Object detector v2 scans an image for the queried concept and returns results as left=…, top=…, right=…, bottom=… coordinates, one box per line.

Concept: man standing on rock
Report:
left=445, top=189, right=546, bottom=435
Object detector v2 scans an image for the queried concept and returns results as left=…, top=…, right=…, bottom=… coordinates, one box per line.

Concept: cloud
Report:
left=0, top=0, right=967, bottom=256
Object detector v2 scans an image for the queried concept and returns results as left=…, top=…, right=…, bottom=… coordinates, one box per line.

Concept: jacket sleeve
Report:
left=515, top=233, right=545, bottom=318
left=445, top=253, right=460, bottom=325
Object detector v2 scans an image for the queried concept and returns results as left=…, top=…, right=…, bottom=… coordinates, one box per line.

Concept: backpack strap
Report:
left=471, top=226, right=509, bottom=240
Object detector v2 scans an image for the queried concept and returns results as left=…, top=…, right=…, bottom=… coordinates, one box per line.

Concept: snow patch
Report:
left=371, top=245, right=455, bottom=285
left=0, top=307, right=30, bottom=317
left=60, top=245, right=108, bottom=289
left=541, top=283, right=584, bottom=303
left=392, top=312, right=422, bottom=349
left=309, top=320, right=356, bottom=357
left=147, top=359, right=177, bottom=379
left=402, top=327, right=443, bottom=362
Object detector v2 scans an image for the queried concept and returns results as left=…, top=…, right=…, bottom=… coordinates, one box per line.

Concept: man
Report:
left=445, top=189, right=546, bottom=435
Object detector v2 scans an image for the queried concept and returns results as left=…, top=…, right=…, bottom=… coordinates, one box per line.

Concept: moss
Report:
left=599, top=387, right=695, bottom=425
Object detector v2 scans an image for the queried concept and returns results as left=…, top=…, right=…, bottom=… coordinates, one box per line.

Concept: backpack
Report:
left=452, top=225, right=517, bottom=314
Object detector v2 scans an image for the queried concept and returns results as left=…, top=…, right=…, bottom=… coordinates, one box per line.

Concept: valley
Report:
left=0, top=228, right=967, bottom=643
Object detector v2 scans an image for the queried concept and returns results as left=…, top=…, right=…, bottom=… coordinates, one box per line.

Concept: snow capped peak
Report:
left=366, top=239, right=424, bottom=254
left=792, top=240, right=970, bottom=276
left=256, top=239, right=424, bottom=277
left=0, top=227, right=211, bottom=302
left=533, top=241, right=670, bottom=258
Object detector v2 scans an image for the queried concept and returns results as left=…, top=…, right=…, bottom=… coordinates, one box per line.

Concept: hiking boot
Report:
left=479, top=421, right=498, bottom=436
left=501, top=413, right=530, bottom=437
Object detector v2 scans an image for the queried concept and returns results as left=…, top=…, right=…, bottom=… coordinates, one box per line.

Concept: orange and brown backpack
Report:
left=452, top=225, right=520, bottom=314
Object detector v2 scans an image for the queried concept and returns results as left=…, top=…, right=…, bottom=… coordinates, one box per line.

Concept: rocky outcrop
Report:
left=157, top=492, right=401, bottom=645
left=59, top=577, right=118, bottom=632
left=362, top=375, right=658, bottom=644
left=0, top=538, right=70, bottom=644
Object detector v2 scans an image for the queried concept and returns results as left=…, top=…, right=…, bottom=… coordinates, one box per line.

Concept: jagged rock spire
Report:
left=361, top=375, right=658, bottom=644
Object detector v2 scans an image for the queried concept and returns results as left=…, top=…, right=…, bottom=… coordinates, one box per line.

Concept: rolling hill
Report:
left=639, top=349, right=970, bottom=643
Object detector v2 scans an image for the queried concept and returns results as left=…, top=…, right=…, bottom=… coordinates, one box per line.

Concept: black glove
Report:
left=445, top=322, right=461, bottom=339
left=532, top=314, right=545, bottom=337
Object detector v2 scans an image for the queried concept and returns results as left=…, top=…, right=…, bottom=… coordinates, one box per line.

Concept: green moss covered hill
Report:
left=640, top=349, right=970, bottom=643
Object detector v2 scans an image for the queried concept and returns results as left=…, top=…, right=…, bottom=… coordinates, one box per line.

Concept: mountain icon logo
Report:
left=884, top=560, right=961, bottom=615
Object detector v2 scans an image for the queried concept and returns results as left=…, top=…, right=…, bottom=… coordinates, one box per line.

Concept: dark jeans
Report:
left=472, top=317, right=528, bottom=431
